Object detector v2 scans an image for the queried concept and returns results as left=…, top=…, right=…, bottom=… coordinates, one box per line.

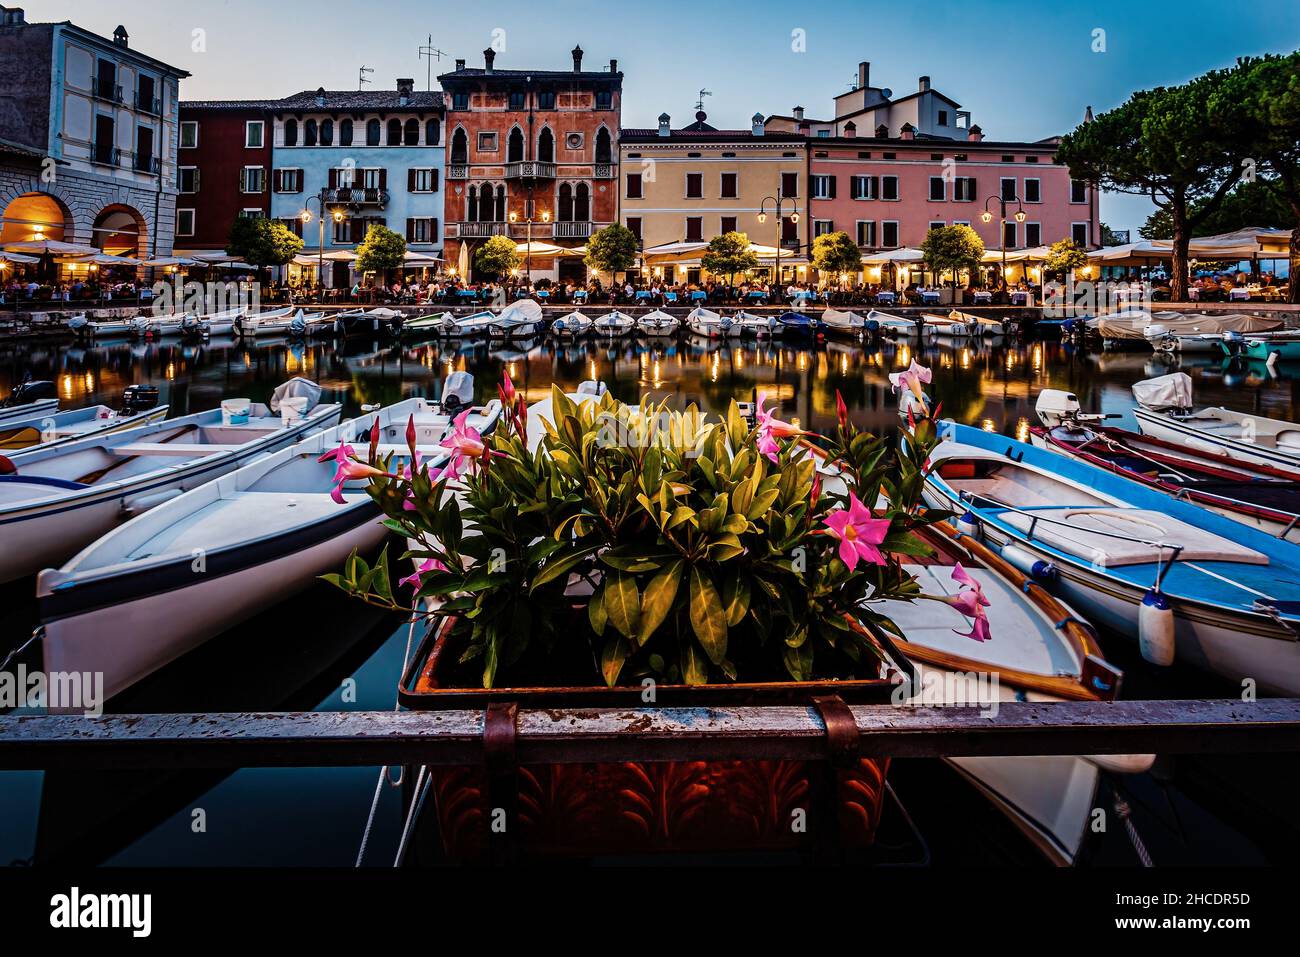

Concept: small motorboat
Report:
left=0, top=386, right=168, bottom=453
left=66, top=315, right=136, bottom=338
left=488, top=300, right=544, bottom=340
left=820, top=309, right=868, bottom=338
left=1219, top=330, right=1300, bottom=365
left=1132, top=372, right=1300, bottom=472
left=775, top=312, right=821, bottom=339
left=636, top=310, right=679, bottom=337
left=0, top=379, right=58, bottom=424
left=921, top=311, right=977, bottom=338
left=1092, top=310, right=1281, bottom=345
left=330, top=307, right=404, bottom=338
left=945, top=309, right=1007, bottom=337
left=37, top=372, right=499, bottom=706
left=1031, top=388, right=1300, bottom=539
left=924, top=420, right=1300, bottom=693
left=550, top=311, right=593, bottom=339
left=401, top=312, right=458, bottom=337
left=232, top=306, right=298, bottom=337
left=0, top=378, right=341, bottom=585
left=446, top=310, right=497, bottom=338
left=869, top=310, right=932, bottom=338
left=685, top=306, right=738, bottom=338
left=131, top=313, right=188, bottom=338
left=289, top=311, right=335, bottom=338
left=594, top=310, right=637, bottom=337
left=193, top=306, right=243, bottom=338
left=733, top=311, right=775, bottom=337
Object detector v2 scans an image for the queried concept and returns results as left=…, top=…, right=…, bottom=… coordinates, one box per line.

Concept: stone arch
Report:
left=507, top=125, right=525, bottom=163
left=594, top=125, right=612, bottom=163
left=0, top=185, right=75, bottom=244
left=92, top=202, right=149, bottom=257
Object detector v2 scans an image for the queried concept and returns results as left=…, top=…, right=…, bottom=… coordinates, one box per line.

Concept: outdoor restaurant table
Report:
left=920, top=290, right=942, bottom=305
left=573, top=290, right=588, bottom=300
left=747, top=291, right=766, bottom=301
left=972, top=291, right=993, bottom=304
left=1229, top=287, right=1251, bottom=301
left=665, top=292, right=678, bottom=302
left=876, top=291, right=897, bottom=304
left=691, top=291, right=708, bottom=301
left=536, top=290, right=550, bottom=299
left=1009, top=291, right=1028, bottom=306
left=635, top=290, right=653, bottom=300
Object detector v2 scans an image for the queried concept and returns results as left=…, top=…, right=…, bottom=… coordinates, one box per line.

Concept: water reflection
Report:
left=4, top=332, right=1298, bottom=441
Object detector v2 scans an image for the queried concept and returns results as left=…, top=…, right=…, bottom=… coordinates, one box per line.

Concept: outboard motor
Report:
left=67, top=314, right=89, bottom=333
left=718, top=316, right=733, bottom=334
left=1034, top=388, right=1116, bottom=439
left=289, top=313, right=307, bottom=338
left=2, top=379, right=56, bottom=408
left=577, top=380, right=608, bottom=398
left=442, top=370, right=475, bottom=415
left=897, top=388, right=929, bottom=420
left=1221, top=330, right=1245, bottom=356
left=122, top=384, right=160, bottom=413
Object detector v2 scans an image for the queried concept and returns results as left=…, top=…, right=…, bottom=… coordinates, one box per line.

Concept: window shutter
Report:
left=870, top=176, right=879, bottom=199
left=431, top=169, right=439, bottom=192
left=827, top=175, right=836, bottom=199
left=430, top=218, right=438, bottom=240
left=406, top=218, right=414, bottom=241
left=238, top=168, right=246, bottom=192
left=273, top=169, right=282, bottom=193
left=329, top=167, right=338, bottom=189
left=407, top=169, right=416, bottom=192
left=193, top=169, right=201, bottom=193
left=378, top=168, right=387, bottom=190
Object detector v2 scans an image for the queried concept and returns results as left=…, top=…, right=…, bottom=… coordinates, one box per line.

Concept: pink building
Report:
left=767, top=62, right=1099, bottom=267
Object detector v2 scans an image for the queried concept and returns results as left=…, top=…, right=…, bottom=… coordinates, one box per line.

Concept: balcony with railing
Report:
left=134, top=154, right=161, bottom=175
left=135, top=91, right=162, bottom=115
left=91, top=142, right=120, bottom=167
left=504, top=161, right=556, bottom=180
left=446, top=164, right=469, bottom=180
left=507, top=222, right=554, bottom=240
left=322, top=187, right=390, bottom=207
left=92, top=77, right=123, bottom=103
left=593, top=163, right=616, bottom=179
left=456, top=221, right=508, bottom=238
left=554, top=221, right=592, bottom=239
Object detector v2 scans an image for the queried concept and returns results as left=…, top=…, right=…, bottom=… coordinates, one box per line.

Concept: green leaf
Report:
left=720, top=572, right=751, bottom=627
left=639, top=560, right=684, bottom=644
left=601, top=633, right=633, bottom=687
left=530, top=543, right=594, bottom=592
left=688, top=565, right=728, bottom=665
left=682, top=641, right=709, bottom=685
left=588, top=581, right=608, bottom=636
left=603, top=569, right=641, bottom=641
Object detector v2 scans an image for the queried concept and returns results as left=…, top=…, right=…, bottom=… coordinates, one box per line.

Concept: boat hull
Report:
left=1134, top=408, right=1300, bottom=473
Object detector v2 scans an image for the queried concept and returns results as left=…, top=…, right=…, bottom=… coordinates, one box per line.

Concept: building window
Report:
left=953, top=177, right=977, bottom=202
left=304, top=118, right=317, bottom=147
left=1072, top=222, right=1090, bottom=246
left=626, top=173, right=643, bottom=199
left=360, top=167, right=383, bottom=190
left=685, top=217, right=703, bottom=242
left=928, top=177, right=945, bottom=201
left=881, top=221, right=899, bottom=247
left=403, top=118, right=419, bottom=146
left=780, top=172, right=798, bottom=198
left=1000, top=177, right=1017, bottom=201
left=928, top=221, right=945, bottom=232
left=452, top=92, right=469, bottom=110
left=507, top=127, right=525, bottom=163
left=333, top=218, right=353, bottom=243
left=450, top=128, right=468, bottom=165
left=478, top=131, right=497, bottom=152
left=176, top=208, right=195, bottom=237
left=407, top=217, right=435, bottom=243
left=240, top=208, right=265, bottom=219
left=425, top=119, right=440, bottom=145
left=320, top=119, right=334, bottom=146
left=881, top=176, right=898, bottom=201
left=537, top=91, right=555, bottom=110
left=1025, top=222, right=1041, bottom=247
left=178, top=166, right=199, bottom=193
left=1003, top=221, right=1017, bottom=249
left=720, top=216, right=737, bottom=234
left=340, top=119, right=354, bottom=147
left=594, top=128, right=612, bottom=163
left=856, top=220, right=876, bottom=247
left=1001, top=155, right=1015, bottom=163
left=720, top=172, right=738, bottom=199
left=781, top=216, right=798, bottom=244
left=132, top=75, right=154, bottom=115
left=813, top=220, right=833, bottom=237
left=626, top=217, right=642, bottom=242
left=366, top=119, right=382, bottom=146
left=409, top=168, right=438, bottom=192
left=333, top=166, right=354, bottom=188
left=538, top=128, right=555, bottom=163
left=240, top=166, right=265, bottom=193
left=595, top=90, right=612, bottom=109
left=1024, top=178, right=1041, bottom=203
left=850, top=175, right=877, bottom=200
left=1070, top=179, right=1087, bottom=204
left=685, top=173, right=703, bottom=199
left=245, top=120, right=264, bottom=148
left=274, top=168, right=303, bottom=193
left=938, top=110, right=948, bottom=126
left=387, top=119, right=402, bottom=146
left=811, top=175, right=835, bottom=200
left=180, top=120, right=198, bottom=149
left=816, top=129, right=830, bottom=138
left=508, top=91, right=526, bottom=110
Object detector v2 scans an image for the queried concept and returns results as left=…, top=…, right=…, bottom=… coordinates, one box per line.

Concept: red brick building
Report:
left=175, top=101, right=275, bottom=252
left=440, top=45, right=621, bottom=283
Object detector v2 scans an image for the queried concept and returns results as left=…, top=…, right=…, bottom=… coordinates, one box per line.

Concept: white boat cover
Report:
left=1096, top=312, right=1281, bottom=340
left=821, top=309, right=864, bottom=329
left=1131, top=373, right=1192, bottom=411
left=270, top=377, right=322, bottom=414
left=499, top=299, right=543, bottom=323
left=1001, top=508, right=1269, bottom=567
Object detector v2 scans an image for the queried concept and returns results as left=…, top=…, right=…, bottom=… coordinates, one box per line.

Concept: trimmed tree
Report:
left=920, top=224, right=984, bottom=294
left=584, top=223, right=639, bottom=280
left=355, top=223, right=407, bottom=287
left=1045, top=237, right=1088, bottom=281
left=226, top=217, right=303, bottom=284
left=1057, top=72, right=1243, bottom=302
left=700, top=230, right=759, bottom=286
left=473, top=234, right=521, bottom=281
left=810, top=231, right=863, bottom=288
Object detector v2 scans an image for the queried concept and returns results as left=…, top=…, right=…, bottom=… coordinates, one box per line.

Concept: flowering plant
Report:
left=327, top=376, right=979, bottom=688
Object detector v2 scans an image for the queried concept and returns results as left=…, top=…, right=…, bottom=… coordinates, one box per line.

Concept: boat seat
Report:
left=111, top=442, right=246, bottom=456
left=952, top=477, right=1059, bottom=509
left=1001, top=508, right=1269, bottom=567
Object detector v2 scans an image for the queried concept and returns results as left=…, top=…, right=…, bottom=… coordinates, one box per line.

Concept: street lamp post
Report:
left=509, top=207, right=551, bottom=287
left=980, top=194, right=1026, bottom=293
left=757, top=191, right=799, bottom=293
left=301, top=188, right=345, bottom=303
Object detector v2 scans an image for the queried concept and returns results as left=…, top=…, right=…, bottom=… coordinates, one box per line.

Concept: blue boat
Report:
left=924, top=422, right=1300, bottom=694
left=775, top=312, right=821, bottom=338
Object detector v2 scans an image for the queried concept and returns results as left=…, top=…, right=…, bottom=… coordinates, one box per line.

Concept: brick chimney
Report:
left=657, top=113, right=671, bottom=137
left=571, top=44, right=583, bottom=71
left=752, top=112, right=765, bottom=136
left=918, top=75, right=930, bottom=92
left=454, top=57, right=465, bottom=71
left=397, top=78, right=413, bottom=106
left=900, top=122, right=915, bottom=140
left=315, top=86, right=326, bottom=107
left=113, top=24, right=129, bottom=47
left=875, top=124, right=889, bottom=139
left=483, top=48, right=495, bottom=73
left=967, top=124, right=984, bottom=142
left=609, top=58, right=617, bottom=73
left=2, top=7, right=27, bottom=26
left=793, top=105, right=804, bottom=121
left=843, top=120, right=856, bottom=139
left=858, top=61, right=869, bottom=89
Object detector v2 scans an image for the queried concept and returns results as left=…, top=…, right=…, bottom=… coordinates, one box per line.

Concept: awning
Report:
left=0, top=251, right=40, bottom=265
left=2, top=239, right=102, bottom=256
left=61, top=252, right=142, bottom=266
left=861, top=247, right=925, bottom=264
left=141, top=256, right=203, bottom=267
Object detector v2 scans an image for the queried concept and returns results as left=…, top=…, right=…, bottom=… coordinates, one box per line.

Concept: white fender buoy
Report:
left=1000, top=543, right=1057, bottom=582
left=956, top=509, right=981, bottom=540
left=1138, top=589, right=1175, bottom=666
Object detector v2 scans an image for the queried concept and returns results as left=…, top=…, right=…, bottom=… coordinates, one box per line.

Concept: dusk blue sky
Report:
left=27, top=0, right=1300, bottom=234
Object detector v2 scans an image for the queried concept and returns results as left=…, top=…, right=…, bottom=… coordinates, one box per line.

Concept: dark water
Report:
left=2, top=329, right=1298, bottom=866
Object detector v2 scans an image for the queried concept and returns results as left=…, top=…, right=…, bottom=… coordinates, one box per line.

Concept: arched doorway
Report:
left=0, top=191, right=70, bottom=244
left=92, top=205, right=146, bottom=256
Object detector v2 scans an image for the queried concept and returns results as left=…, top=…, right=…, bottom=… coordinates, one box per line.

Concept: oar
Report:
left=73, top=423, right=198, bottom=485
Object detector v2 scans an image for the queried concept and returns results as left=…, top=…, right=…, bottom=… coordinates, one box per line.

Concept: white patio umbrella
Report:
left=141, top=256, right=202, bottom=267
left=0, top=252, right=40, bottom=265
left=3, top=239, right=102, bottom=256
left=61, top=252, right=141, bottom=266
left=860, top=247, right=925, bottom=264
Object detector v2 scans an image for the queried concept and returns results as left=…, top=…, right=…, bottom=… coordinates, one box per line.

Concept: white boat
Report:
left=685, top=306, right=738, bottom=338
left=820, top=308, right=867, bottom=337
left=232, top=306, right=298, bottom=337
left=733, top=311, right=776, bottom=337
left=401, top=311, right=458, bottom=337
left=288, top=311, right=334, bottom=337
left=921, top=311, right=977, bottom=338
left=594, top=310, right=637, bottom=337
left=1132, top=372, right=1300, bottom=472
left=925, top=420, right=1300, bottom=693
left=0, top=381, right=58, bottom=425
left=947, top=309, right=1009, bottom=336
left=446, top=310, right=497, bottom=338
left=1092, top=310, right=1281, bottom=343
left=868, top=310, right=932, bottom=338
left=130, top=313, right=187, bottom=338
left=488, top=299, right=544, bottom=340
left=36, top=373, right=499, bottom=707
left=66, top=314, right=137, bottom=338
left=0, top=402, right=169, bottom=453
left=636, top=309, right=679, bottom=337
left=0, top=378, right=341, bottom=585
left=550, top=311, right=593, bottom=339
left=193, top=306, right=245, bottom=337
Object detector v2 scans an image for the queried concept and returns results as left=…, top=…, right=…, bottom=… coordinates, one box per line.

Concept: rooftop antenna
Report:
left=419, top=35, right=447, bottom=91
left=848, top=75, right=859, bottom=91
left=358, top=65, right=374, bottom=90
left=695, top=88, right=712, bottom=112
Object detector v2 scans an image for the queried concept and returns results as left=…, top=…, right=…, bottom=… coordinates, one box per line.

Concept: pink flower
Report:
left=399, top=557, right=448, bottom=591
left=835, top=390, right=849, bottom=431
left=442, top=409, right=486, bottom=460
left=498, top=370, right=516, bottom=406
left=327, top=459, right=388, bottom=504
left=821, top=492, right=891, bottom=570
left=754, top=390, right=803, bottom=463
left=317, top=440, right=355, bottom=468
left=948, top=562, right=992, bottom=642
left=888, top=360, right=932, bottom=400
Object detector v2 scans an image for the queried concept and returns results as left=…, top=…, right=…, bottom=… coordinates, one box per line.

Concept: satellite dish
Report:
left=880, top=87, right=893, bottom=99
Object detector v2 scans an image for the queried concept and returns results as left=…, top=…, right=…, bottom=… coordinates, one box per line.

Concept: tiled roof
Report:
left=181, top=90, right=443, bottom=111
left=0, top=136, right=47, bottom=159
left=621, top=128, right=805, bottom=142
